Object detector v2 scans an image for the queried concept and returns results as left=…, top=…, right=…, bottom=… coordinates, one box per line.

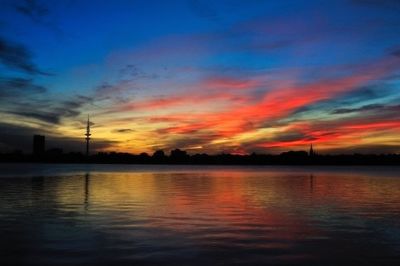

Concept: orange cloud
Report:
left=98, top=56, right=399, bottom=153
left=162, top=71, right=382, bottom=139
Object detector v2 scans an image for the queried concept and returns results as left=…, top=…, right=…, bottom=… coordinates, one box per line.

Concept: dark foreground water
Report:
left=1, top=164, right=400, bottom=265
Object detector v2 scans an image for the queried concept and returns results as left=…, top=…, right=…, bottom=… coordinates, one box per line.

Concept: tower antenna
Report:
left=85, top=115, right=91, bottom=156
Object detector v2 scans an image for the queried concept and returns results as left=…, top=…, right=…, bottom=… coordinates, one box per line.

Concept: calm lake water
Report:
left=1, top=164, right=400, bottom=265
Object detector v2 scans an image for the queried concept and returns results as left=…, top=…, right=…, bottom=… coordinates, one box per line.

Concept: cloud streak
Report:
left=0, top=36, right=48, bottom=75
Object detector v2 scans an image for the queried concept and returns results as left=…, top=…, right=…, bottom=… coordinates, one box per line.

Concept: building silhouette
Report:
left=33, top=135, right=45, bottom=155
left=85, top=115, right=91, bottom=156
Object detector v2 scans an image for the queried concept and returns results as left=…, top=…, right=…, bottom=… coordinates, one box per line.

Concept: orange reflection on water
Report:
left=53, top=169, right=400, bottom=225
left=52, top=170, right=329, bottom=249
left=2, top=166, right=400, bottom=265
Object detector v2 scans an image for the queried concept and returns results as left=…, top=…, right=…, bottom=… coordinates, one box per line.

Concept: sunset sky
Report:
left=1, top=0, right=400, bottom=154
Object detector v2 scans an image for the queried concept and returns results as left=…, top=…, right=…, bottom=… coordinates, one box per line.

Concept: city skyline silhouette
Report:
left=0, top=130, right=398, bottom=165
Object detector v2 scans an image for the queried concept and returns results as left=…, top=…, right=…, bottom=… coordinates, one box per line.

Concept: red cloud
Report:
left=166, top=71, right=381, bottom=138
left=103, top=55, right=399, bottom=153
left=115, top=91, right=250, bottom=112
left=259, top=118, right=400, bottom=150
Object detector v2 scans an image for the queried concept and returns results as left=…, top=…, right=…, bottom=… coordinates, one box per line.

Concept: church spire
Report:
left=309, top=143, right=315, bottom=156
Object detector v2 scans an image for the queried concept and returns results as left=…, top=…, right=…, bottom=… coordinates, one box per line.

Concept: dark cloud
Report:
left=63, top=95, right=91, bottom=109
left=13, top=0, right=64, bottom=36
left=347, top=86, right=382, bottom=99
left=332, top=103, right=384, bottom=114
left=113, top=128, right=135, bottom=133
left=7, top=111, right=59, bottom=124
left=270, top=131, right=309, bottom=143
left=118, top=64, right=159, bottom=80
left=331, top=102, right=400, bottom=117
left=0, top=36, right=48, bottom=75
left=160, top=133, right=223, bottom=152
left=2, top=92, right=92, bottom=124
left=119, top=64, right=141, bottom=77
left=93, top=82, right=133, bottom=104
left=15, top=0, right=49, bottom=22
left=95, top=82, right=113, bottom=97
left=0, top=77, right=46, bottom=98
left=51, top=95, right=94, bottom=120
left=94, top=79, right=138, bottom=103
left=316, top=84, right=394, bottom=114
left=290, top=105, right=312, bottom=116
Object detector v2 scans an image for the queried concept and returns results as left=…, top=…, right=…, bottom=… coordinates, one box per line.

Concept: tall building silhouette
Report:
left=33, top=135, right=45, bottom=155
left=85, top=115, right=91, bottom=156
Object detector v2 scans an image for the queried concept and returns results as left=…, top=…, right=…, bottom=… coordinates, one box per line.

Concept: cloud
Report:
left=13, top=0, right=64, bottom=36
left=2, top=92, right=92, bottom=125
left=98, top=51, right=400, bottom=154
left=54, top=96, right=93, bottom=119
left=3, top=1, right=400, bottom=154
left=7, top=111, right=59, bottom=124
left=94, top=80, right=139, bottom=102
left=113, top=90, right=249, bottom=113
left=269, top=131, right=309, bottom=143
left=0, top=76, right=56, bottom=126
left=0, top=36, right=48, bottom=75
left=93, top=64, right=163, bottom=103
left=175, top=72, right=380, bottom=137
left=113, top=128, right=135, bottom=133
left=15, top=0, right=49, bottom=22
left=255, top=110, right=400, bottom=153
left=0, top=77, right=46, bottom=98
left=118, top=64, right=159, bottom=80
left=97, top=38, right=400, bottom=154
left=331, top=104, right=384, bottom=114
left=157, top=132, right=222, bottom=152
left=99, top=72, right=260, bottom=115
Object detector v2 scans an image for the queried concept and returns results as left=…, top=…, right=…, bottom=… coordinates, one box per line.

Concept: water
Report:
left=1, top=164, right=400, bottom=265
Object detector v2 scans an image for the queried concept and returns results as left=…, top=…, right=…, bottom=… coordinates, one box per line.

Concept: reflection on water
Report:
left=0, top=164, right=400, bottom=265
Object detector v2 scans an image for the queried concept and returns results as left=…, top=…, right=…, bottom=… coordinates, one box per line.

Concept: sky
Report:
left=1, top=0, right=400, bottom=155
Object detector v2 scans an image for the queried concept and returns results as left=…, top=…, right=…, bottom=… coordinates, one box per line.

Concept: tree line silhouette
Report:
left=1, top=148, right=399, bottom=165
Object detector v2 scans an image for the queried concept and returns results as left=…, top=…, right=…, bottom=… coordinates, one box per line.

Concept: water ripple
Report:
left=0, top=164, right=400, bottom=265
